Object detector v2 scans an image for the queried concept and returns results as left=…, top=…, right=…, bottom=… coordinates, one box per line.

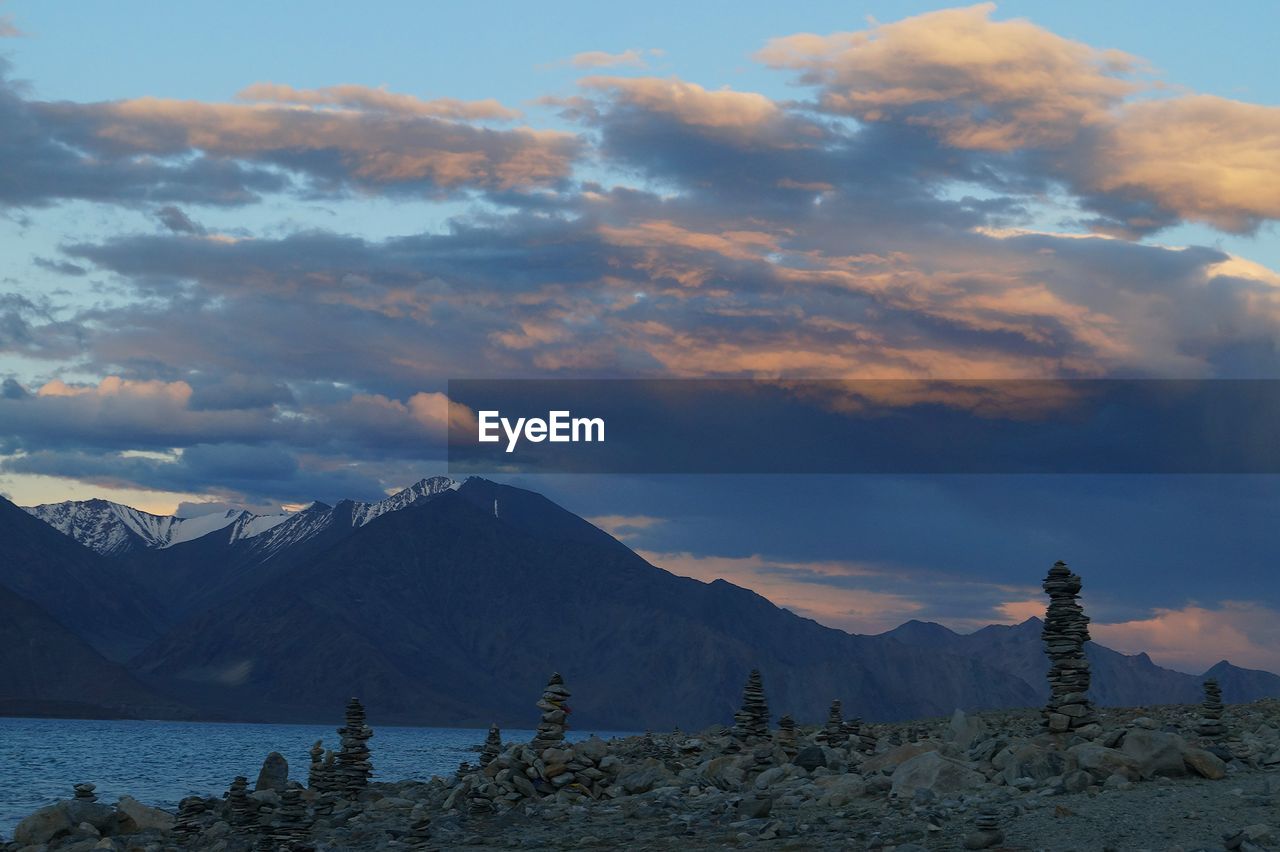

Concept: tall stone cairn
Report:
left=480, top=724, right=503, bottom=768
left=173, top=796, right=209, bottom=840
left=335, top=697, right=374, bottom=798
left=1198, top=678, right=1225, bottom=740
left=732, top=669, right=770, bottom=743
left=531, top=673, right=572, bottom=750
left=226, top=776, right=254, bottom=829
left=820, top=700, right=848, bottom=748
left=1041, top=560, right=1097, bottom=732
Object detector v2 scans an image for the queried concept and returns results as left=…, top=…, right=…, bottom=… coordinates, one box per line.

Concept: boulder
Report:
left=702, top=755, right=746, bottom=790
left=616, top=759, right=674, bottom=795
left=890, top=752, right=986, bottom=798
left=999, top=744, right=1067, bottom=786
left=736, top=794, right=773, bottom=819
left=14, top=803, right=73, bottom=846
left=116, top=796, right=176, bottom=832
left=1183, top=747, right=1227, bottom=780
left=1119, top=730, right=1188, bottom=778
left=1068, top=743, right=1141, bottom=782
left=814, top=774, right=866, bottom=807
left=255, top=751, right=289, bottom=791
left=793, top=746, right=827, bottom=772
left=946, top=709, right=986, bottom=750
left=863, top=742, right=937, bottom=774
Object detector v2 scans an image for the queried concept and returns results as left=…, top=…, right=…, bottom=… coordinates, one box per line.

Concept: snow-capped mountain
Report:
left=24, top=477, right=460, bottom=557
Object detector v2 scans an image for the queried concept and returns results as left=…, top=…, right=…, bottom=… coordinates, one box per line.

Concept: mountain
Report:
left=882, top=619, right=1277, bottom=707
left=24, top=476, right=458, bottom=559
left=23, top=498, right=283, bottom=556
left=0, top=496, right=163, bottom=661
left=0, top=583, right=188, bottom=719
left=127, top=479, right=1041, bottom=728
left=15, top=477, right=1280, bottom=729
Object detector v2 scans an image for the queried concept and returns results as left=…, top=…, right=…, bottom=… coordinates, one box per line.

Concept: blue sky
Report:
left=2, top=2, right=1279, bottom=672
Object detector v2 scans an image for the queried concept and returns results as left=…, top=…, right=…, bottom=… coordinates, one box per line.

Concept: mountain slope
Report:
left=0, top=496, right=163, bottom=661
left=0, top=583, right=188, bottom=719
left=131, top=481, right=1040, bottom=729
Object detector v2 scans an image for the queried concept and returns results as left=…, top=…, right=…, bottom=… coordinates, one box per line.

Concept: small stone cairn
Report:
left=174, top=795, right=209, bottom=839
left=227, top=776, right=254, bottom=829
left=732, top=669, right=770, bottom=744
left=72, top=783, right=97, bottom=802
left=307, top=740, right=327, bottom=791
left=268, top=786, right=311, bottom=848
left=1199, top=678, right=1226, bottom=741
left=963, top=808, right=1004, bottom=850
left=531, top=672, right=572, bottom=750
left=848, top=717, right=877, bottom=754
left=335, top=697, right=374, bottom=798
left=1041, top=560, right=1098, bottom=733
left=480, top=723, right=502, bottom=768
left=819, top=700, right=848, bottom=748
left=776, top=714, right=798, bottom=754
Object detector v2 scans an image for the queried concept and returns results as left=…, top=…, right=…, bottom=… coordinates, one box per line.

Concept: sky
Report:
left=1, top=2, right=1278, bottom=674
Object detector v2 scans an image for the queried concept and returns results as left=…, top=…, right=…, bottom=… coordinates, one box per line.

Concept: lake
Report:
left=0, top=717, right=633, bottom=838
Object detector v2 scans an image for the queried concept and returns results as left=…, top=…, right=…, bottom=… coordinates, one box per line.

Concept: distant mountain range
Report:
left=3, top=477, right=1277, bottom=729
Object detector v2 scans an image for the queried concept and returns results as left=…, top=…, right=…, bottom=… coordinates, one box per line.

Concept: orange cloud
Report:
left=238, top=82, right=520, bottom=121
left=1092, top=601, right=1280, bottom=674
left=568, top=49, right=660, bottom=69
left=579, top=76, right=784, bottom=131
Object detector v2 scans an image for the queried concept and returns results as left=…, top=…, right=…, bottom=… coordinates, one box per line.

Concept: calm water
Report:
left=0, top=718, right=634, bottom=838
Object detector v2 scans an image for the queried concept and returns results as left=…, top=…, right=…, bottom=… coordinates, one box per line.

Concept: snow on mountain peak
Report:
left=25, top=476, right=460, bottom=556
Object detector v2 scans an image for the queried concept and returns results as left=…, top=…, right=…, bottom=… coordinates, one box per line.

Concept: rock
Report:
left=1120, top=729, right=1188, bottom=778
left=1183, top=746, right=1227, bottom=780
left=116, top=796, right=176, bottom=832
left=814, top=774, right=866, bottom=806
left=532, top=672, right=572, bottom=750
left=818, top=700, right=847, bottom=748
left=335, top=697, right=375, bottom=797
left=735, top=794, right=773, bottom=819
left=479, top=724, right=502, bottom=768
left=617, top=760, right=674, bottom=794
left=794, top=746, right=828, bottom=772
left=703, top=755, right=746, bottom=790
left=863, top=742, right=936, bottom=774
left=14, top=803, right=73, bottom=846
left=947, top=709, right=986, bottom=750
left=1062, top=769, right=1093, bottom=793
left=890, top=752, right=986, bottom=798
left=1198, top=679, right=1226, bottom=741
left=255, top=751, right=289, bottom=791
left=1068, top=743, right=1141, bottom=781
left=999, top=743, right=1067, bottom=785
left=963, top=809, right=1004, bottom=850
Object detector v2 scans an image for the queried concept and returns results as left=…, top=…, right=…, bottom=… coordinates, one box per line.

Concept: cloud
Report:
left=237, top=82, right=521, bottom=121
left=587, top=514, right=665, bottom=539
left=1092, top=601, right=1280, bottom=674
left=0, top=13, right=23, bottom=38
left=567, top=49, right=661, bottom=70
left=758, top=3, right=1137, bottom=150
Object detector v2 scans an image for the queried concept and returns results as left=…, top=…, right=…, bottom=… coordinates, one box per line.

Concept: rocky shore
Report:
left=8, top=563, right=1280, bottom=851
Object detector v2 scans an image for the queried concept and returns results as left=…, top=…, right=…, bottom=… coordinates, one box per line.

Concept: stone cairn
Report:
left=819, top=700, right=848, bottom=748
left=963, top=808, right=1004, bottom=850
left=1198, top=678, right=1225, bottom=741
left=776, top=714, right=798, bottom=754
left=227, top=776, right=254, bottom=829
left=732, top=669, right=770, bottom=744
left=307, top=740, right=326, bottom=790
left=848, top=717, right=877, bottom=754
left=479, top=723, right=502, bottom=768
left=72, top=783, right=97, bottom=802
left=268, top=786, right=311, bottom=849
left=1041, top=560, right=1098, bottom=733
left=532, top=672, right=572, bottom=750
left=335, top=697, right=374, bottom=798
left=174, top=795, right=209, bottom=840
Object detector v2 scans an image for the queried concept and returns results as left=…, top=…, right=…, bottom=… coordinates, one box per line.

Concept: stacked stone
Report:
left=72, top=783, right=96, bottom=802
left=174, top=795, right=209, bottom=839
left=267, top=787, right=310, bottom=848
left=819, top=700, right=848, bottom=748
left=963, top=809, right=1004, bottom=850
left=480, top=724, right=502, bottom=768
left=335, top=697, right=374, bottom=798
left=407, top=812, right=433, bottom=849
left=227, top=776, right=254, bottom=829
left=846, top=717, right=876, bottom=754
left=1198, top=678, right=1225, bottom=740
left=531, top=673, right=572, bottom=750
left=307, top=740, right=327, bottom=791
left=776, top=715, right=798, bottom=754
left=732, top=669, right=770, bottom=743
left=1041, top=561, right=1098, bottom=733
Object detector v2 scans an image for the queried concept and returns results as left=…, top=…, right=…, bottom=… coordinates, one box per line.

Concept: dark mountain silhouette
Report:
left=7, top=479, right=1280, bottom=729
left=882, top=618, right=1272, bottom=706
